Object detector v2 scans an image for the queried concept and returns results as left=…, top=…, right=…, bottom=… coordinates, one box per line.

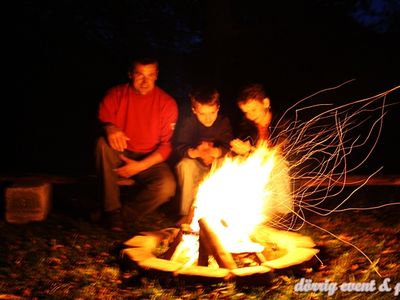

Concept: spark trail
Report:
left=270, top=81, right=400, bottom=276
left=272, top=81, right=399, bottom=229
left=191, top=81, right=399, bottom=276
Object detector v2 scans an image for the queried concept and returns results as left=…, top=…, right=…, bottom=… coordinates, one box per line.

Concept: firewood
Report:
left=255, top=252, right=267, bottom=263
left=198, top=218, right=237, bottom=269
left=198, top=227, right=211, bottom=266
left=161, top=230, right=183, bottom=260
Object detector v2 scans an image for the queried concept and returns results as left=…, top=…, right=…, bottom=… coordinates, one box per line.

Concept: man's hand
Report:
left=105, top=125, right=130, bottom=152
left=114, top=155, right=144, bottom=178
left=230, top=139, right=252, bottom=155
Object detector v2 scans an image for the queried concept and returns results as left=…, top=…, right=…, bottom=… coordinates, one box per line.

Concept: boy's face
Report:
left=239, top=98, right=269, bottom=125
left=192, top=102, right=219, bottom=127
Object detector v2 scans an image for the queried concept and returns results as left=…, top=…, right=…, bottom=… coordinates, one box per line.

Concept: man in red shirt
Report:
left=96, top=57, right=178, bottom=231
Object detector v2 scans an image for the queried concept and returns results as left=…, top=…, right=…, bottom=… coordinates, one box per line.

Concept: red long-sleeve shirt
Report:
left=98, top=83, right=178, bottom=160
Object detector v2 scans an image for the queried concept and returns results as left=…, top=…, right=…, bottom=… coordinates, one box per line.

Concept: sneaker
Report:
left=106, top=209, right=124, bottom=232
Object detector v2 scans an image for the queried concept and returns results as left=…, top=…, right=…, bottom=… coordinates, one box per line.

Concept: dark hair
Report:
left=129, top=57, right=159, bottom=73
left=189, top=86, right=220, bottom=107
left=237, top=83, right=268, bottom=104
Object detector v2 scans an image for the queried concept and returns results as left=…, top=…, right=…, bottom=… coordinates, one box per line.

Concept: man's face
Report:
left=239, top=99, right=269, bottom=125
left=131, top=63, right=158, bottom=95
left=192, top=103, right=219, bottom=127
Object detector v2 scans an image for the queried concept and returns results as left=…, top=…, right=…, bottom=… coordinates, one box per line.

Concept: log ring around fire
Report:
left=121, top=226, right=319, bottom=284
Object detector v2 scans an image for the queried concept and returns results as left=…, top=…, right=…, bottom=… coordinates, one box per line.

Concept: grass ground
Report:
left=0, top=183, right=399, bottom=299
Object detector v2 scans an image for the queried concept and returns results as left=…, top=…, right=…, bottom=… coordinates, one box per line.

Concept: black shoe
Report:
left=106, top=209, right=124, bottom=232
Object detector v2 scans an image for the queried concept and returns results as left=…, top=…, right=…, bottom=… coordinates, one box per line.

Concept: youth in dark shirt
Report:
left=175, top=86, right=233, bottom=217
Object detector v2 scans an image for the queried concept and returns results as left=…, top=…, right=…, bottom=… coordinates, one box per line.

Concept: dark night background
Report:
left=4, top=0, right=400, bottom=177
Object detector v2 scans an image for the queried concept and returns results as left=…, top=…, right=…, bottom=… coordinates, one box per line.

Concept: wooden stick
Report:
left=256, top=252, right=267, bottom=263
left=198, top=228, right=211, bottom=266
left=198, top=217, right=237, bottom=269
left=161, top=230, right=183, bottom=260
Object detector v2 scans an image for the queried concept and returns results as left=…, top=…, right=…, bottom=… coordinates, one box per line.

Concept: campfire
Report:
left=120, top=85, right=400, bottom=282
left=122, top=143, right=319, bottom=283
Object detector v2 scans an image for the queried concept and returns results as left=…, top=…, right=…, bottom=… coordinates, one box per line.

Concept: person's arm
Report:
left=98, top=87, right=130, bottom=152
left=175, top=116, right=198, bottom=158
left=154, top=97, right=178, bottom=162
left=104, top=124, right=130, bottom=152
left=114, top=152, right=164, bottom=178
left=134, top=151, right=164, bottom=171
left=230, top=118, right=258, bottom=155
left=230, top=139, right=253, bottom=155
left=214, top=116, right=234, bottom=157
left=114, top=96, right=178, bottom=178
left=194, top=117, right=234, bottom=165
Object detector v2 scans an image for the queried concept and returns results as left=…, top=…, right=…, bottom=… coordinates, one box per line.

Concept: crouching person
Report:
left=174, top=86, right=233, bottom=222
left=96, top=57, right=178, bottom=231
left=230, top=83, right=293, bottom=219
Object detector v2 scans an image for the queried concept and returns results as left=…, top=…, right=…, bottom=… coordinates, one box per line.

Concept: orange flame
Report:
left=190, top=142, right=293, bottom=253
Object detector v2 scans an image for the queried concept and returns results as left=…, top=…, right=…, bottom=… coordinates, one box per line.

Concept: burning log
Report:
left=197, top=228, right=210, bottom=266
left=162, top=230, right=183, bottom=260
left=255, top=252, right=267, bottom=264
left=198, top=217, right=237, bottom=269
left=121, top=224, right=319, bottom=282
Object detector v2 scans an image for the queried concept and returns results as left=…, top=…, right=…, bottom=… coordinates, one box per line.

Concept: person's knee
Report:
left=96, top=137, right=111, bottom=159
left=96, top=136, right=109, bottom=152
left=176, top=158, right=198, bottom=174
left=96, top=136, right=120, bottom=162
left=160, top=173, right=176, bottom=199
left=149, top=167, right=176, bottom=201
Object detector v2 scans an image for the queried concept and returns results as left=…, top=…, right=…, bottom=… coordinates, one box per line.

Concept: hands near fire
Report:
left=230, top=139, right=253, bottom=155
left=188, top=141, right=221, bottom=166
left=105, top=125, right=130, bottom=152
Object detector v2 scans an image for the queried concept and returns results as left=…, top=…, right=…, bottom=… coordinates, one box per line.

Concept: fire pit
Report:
left=121, top=222, right=319, bottom=284
left=122, top=145, right=319, bottom=283
left=121, top=85, right=397, bottom=285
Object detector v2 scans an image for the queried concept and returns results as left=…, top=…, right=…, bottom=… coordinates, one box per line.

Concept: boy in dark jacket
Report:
left=175, top=86, right=233, bottom=217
